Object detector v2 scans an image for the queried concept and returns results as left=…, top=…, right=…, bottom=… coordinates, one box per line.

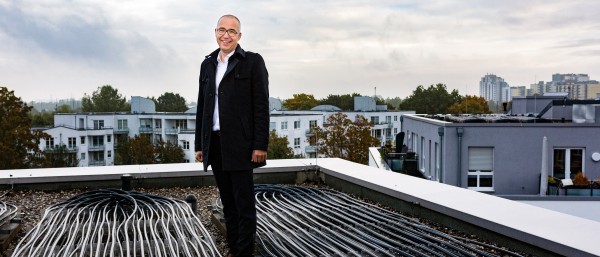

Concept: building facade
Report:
left=400, top=100, right=600, bottom=195
left=40, top=106, right=413, bottom=166
left=480, top=74, right=510, bottom=104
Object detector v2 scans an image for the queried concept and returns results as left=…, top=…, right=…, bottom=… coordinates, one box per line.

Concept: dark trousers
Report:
left=209, top=132, right=256, bottom=256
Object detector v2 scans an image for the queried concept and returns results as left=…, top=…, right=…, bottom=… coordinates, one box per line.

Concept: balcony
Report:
left=43, top=146, right=78, bottom=153
left=305, top=145, right=317, bottom=153
left=305, top=129, right=315, bottom=137
left=88, top=160, right=106, bottom=166
left=139, top=126, right=153, bottom=134
left=165, top=128, right=178, bottom=135
left=114, top=128, right=129, bottom=134
left=88, top=145, right=105, bottom=151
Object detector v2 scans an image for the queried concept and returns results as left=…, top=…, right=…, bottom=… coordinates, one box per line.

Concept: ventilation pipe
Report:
left=456, top=128, right=464, bottom=187
left=437, top=127, right=444, bottom=183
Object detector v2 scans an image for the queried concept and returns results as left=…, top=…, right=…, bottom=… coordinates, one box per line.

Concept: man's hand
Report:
left=251, top=150, right=267, bottom=163
left=195, top=151, right=203, bottom=162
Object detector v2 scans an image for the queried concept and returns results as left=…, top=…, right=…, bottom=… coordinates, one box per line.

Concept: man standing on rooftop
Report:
left=194, top=14, right=269, bottom=257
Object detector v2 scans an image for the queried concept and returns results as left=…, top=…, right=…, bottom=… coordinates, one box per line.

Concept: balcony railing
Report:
left=139, top=127, right=153, bottom=133
left=114, top=128, right=129, bottom=134
left=88, top=160, right=106, bottom=166
left=88, top=145, right=105, bottom=151
left=305, top=145, right=317, bottom=153
left=44, top=146, right=78, bottom=153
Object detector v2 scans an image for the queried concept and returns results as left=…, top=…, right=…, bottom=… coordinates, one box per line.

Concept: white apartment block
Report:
left=40, top=109, right=414, bottom=167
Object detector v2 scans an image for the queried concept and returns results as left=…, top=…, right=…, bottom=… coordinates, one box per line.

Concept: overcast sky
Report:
left=1, top=0, right=599, bottom=103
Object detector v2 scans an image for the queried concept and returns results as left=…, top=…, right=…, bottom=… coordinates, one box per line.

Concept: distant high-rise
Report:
left=479, top=74, right=510, bottom=104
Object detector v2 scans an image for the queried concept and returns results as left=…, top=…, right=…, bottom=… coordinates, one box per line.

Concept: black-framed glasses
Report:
left=215, top=28, right=239, bottom=37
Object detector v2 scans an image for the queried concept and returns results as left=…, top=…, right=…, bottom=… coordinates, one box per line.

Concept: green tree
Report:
left=267, top=130, right=294, bottom=159
left=399, top=83, right=462, bottom=114
left=56, top=104, right=75, bottom=113
left=312, top=112, right=379, bottom=164
left=156, top=92, right=188, bottom=112
left=0, top=87, right=47, bottom=169
left=155, top=140, right=185, bottom=163
left=385, top=97, right=402, bottom=110
left=283, top=93, right=319, bottom=110
left=82, top=85, right=130, bottom=112
left=319, top=93, right=361, bottom=110
left=448, top=95, right=492, bottom=114
left=29, top=109, right=54, bottom=127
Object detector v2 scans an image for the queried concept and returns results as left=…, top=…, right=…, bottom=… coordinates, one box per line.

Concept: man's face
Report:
left=215, top=17, right=241, bottom=55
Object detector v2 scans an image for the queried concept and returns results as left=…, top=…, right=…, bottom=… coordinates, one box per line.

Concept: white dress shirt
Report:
left=213, top=51, right=234, bottom=131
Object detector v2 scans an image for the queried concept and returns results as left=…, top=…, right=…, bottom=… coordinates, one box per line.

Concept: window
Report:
left=394, top=128, right=397, bottom=135
left=45, top=137, right=54, bottom=148
left=394, top=116, right=398, bottom=121
left=68, top=137, right=76, bottom=148
left=91, top=136, right=104, bottom=147
left=468, top=147, right=494, bottom=191
left=553, top=148, right=584, bottom=179
left=155, top=119, right=162, bottom=128
left=309, top=120, right=317, bottom=128
left=175, top=120, right=187, bottom=129
left=93, top=120, right=104, bottom=129
left=107, top=135, right=111, bottom=143
left=281, top=121, right=288, bottom=130
left=182, top=141, right=190, bottom=150
left=386, top=116, right=391, bottom=124
left=294, top=138, right=301, bottom=148
left=294, top=121, right=300, bottom=129
left=81, top=153, right=86, bottom=160
left=370, top=116, right=379, bottom=124
left=269, top=122, right=276, bottom=131
left=118, top=119, right=128, bottom=130
left=107, top=151, right=112, bottom=158
left=80, top=136, right=85, bottom=144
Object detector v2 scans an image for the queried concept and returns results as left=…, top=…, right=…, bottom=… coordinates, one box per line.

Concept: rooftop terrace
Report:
left=1, top=159, right=599, bottom=256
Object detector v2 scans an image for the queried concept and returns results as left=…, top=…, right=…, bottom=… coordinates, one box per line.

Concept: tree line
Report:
left=281, top=83, right=491, bottom=114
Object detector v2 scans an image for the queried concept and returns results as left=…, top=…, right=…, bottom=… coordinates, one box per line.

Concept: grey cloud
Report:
left=0, top=3, right=173, bottom=69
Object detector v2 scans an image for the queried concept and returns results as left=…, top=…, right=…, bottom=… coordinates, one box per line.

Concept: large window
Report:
left=281, top=121, right=288, bottom=130
left=182, top=141, right=190, bottom=150
left=269, top=122, right=276, bottom=131
left=294, top=138, right=301, bottom=148
left=68, top=137, right=76, bottom=148
left=118, top=119, right=128, bottom=130
left=309, top=120, right=317, bottom=128
left=294, top=121, right=300, bottom=129
left=93, top=120, right=104, bottom=129
left=91, top=136, right=104, bottom=147
left=553, top=148, right=584, bottom=179
left=468, top=147, right=494, bottom=191
left=370, top=116, right=379, bottom=124
left=175, top=120, right=187, bottom=129
left=45, top=137, right=54, bottom=148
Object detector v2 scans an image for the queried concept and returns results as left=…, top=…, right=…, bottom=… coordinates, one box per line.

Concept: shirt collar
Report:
left=218, top=50, right=235, bottom=64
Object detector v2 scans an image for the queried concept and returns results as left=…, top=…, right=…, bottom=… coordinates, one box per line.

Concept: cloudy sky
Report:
left=1, top=0, right=599, bottom=103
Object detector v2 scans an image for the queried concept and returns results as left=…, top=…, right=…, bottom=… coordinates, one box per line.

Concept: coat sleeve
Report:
left=251, top=53, right=270, bottom=151
left=194, top=62, right=206, bottom=152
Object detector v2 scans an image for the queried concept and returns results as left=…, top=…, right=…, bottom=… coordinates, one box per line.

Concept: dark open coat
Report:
left=195, top=45, right=269, bottom=171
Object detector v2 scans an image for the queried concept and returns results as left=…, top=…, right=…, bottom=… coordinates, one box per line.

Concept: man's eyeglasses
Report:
left=215, top=28, right=239, bottom=37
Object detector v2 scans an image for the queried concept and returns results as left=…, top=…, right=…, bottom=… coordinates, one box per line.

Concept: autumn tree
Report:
left=267, top=130, right=294, bottom=159
left=155, top=140, right=185, bottom=163
left=319, top=93, right=361, bottom=110
left=312, top=112, right=379, bottom=164
left=448, top=95, right=492, bottom=114
left=115, top=135, right=155, bottom=165
left=155, top=92, right=188, bottom=112
left=283, top=93, right=319, bottom=110
left=41, top=145, right=79, bottom=168
left=82, top=85, right=130, bottom=112
left=399, top=83, right=462, bottom=114
left=115, top=135, right=185, bottom=165
left=0, top=87, right=46, bottom=169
